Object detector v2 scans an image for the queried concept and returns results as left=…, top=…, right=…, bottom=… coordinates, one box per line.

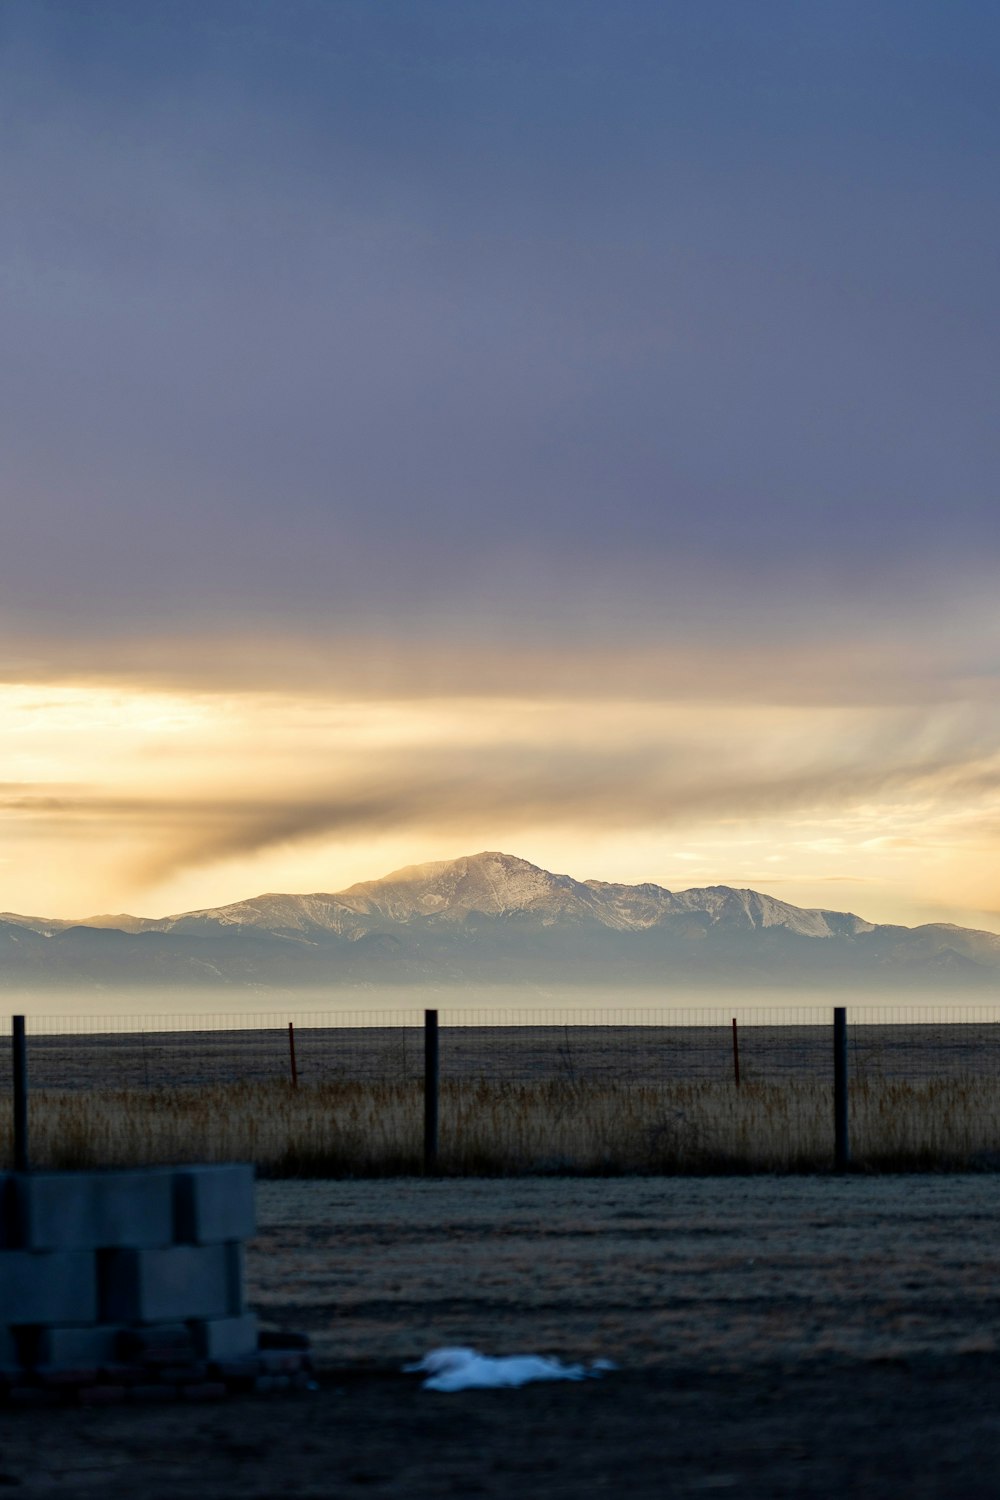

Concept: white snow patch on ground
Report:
left=405, top=1346, right=615, bottom=1391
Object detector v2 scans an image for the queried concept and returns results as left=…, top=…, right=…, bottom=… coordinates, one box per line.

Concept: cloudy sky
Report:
left=3, top=0, right=1000, bottom=927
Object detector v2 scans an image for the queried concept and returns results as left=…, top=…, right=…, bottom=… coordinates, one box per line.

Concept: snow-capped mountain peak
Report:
left=155, top=852, right=879, bottom=939
left=44, top=852, right=886, bottom=939
left=3, top=851, right=1000, bottom=991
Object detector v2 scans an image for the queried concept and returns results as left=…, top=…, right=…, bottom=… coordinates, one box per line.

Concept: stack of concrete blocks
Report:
left=0, top=1164, right=287, bottom=1400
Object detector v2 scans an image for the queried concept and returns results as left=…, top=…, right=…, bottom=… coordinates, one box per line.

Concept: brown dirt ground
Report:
left=3, top=1175, right=1000, bottom=1496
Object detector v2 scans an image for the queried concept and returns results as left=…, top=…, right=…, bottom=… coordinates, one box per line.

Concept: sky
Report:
left=2, top=1, right=1000, bottom=929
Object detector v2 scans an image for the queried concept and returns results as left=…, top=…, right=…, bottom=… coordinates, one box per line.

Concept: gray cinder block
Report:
left=227, top=1241, right=245, bottom=1308
left=173, top=1165, right=255, bottom=1245
left=188, top=1313, right=258, bottom=1360
left=0, top=1251, right=98, bottom=1326
left=100, top=1243, right=243, bottom=1324
left=13, top=1169, right=175, bottom=1251
left=27, top=1324, right=124, bottom=1368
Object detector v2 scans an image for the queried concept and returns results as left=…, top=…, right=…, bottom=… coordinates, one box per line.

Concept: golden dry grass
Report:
left=2, top=1077, right=1000, bottom=1174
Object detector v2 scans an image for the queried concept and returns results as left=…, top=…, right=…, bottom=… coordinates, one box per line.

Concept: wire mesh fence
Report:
left=3, top=1005, right=1000, bottom=1173
left=3, top=1005, right=1000, bottom=1091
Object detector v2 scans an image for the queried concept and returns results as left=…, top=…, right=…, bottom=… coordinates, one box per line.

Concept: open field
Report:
left=4, top=1075, right=1000, bottom=1173
left=7, top=1018, right=1000, bottom=1090
left=247, top=1175, right=1000, bottom=1370
left=3, top=1176, right=1000, bottom=1496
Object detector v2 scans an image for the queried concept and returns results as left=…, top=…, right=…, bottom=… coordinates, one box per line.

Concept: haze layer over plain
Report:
left=2, top=2, right=999, bottom=931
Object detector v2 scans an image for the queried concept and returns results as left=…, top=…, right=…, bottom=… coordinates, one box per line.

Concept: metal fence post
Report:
left=833, top=1006, right=849, bottom=1171
left=731, top=1018, right=740, bottom=1087
left=12, top=1015, right=29, bottom=1172
left=424, top=1009, right=439, bottom=1174
left=288, top=1022, right=299, bottom=1087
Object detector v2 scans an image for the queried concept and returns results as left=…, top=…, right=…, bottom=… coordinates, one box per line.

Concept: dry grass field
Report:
left=3, top=1074, right=1000, bottom=1173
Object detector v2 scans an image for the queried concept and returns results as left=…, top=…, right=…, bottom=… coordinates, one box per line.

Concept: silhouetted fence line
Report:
left=3, top=1004, right=1000, bottom=1091
left=4, top=1005, right=1000, bottom=1174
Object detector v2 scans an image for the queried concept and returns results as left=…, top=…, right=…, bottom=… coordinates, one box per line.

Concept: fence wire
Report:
left=1, top=1005, right=999, bottom=1091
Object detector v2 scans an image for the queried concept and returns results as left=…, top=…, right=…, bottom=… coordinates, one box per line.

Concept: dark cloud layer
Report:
left=2, top=609, right=998, bottom=711
left=2, top=1, right=999, bottom=650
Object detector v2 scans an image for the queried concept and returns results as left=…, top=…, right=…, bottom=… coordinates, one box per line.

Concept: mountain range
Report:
left=3, top=851, right=1000, bottom=992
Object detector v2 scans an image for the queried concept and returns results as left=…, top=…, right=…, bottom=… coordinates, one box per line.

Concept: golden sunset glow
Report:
left=4, top=644, right=1000, bottom=932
